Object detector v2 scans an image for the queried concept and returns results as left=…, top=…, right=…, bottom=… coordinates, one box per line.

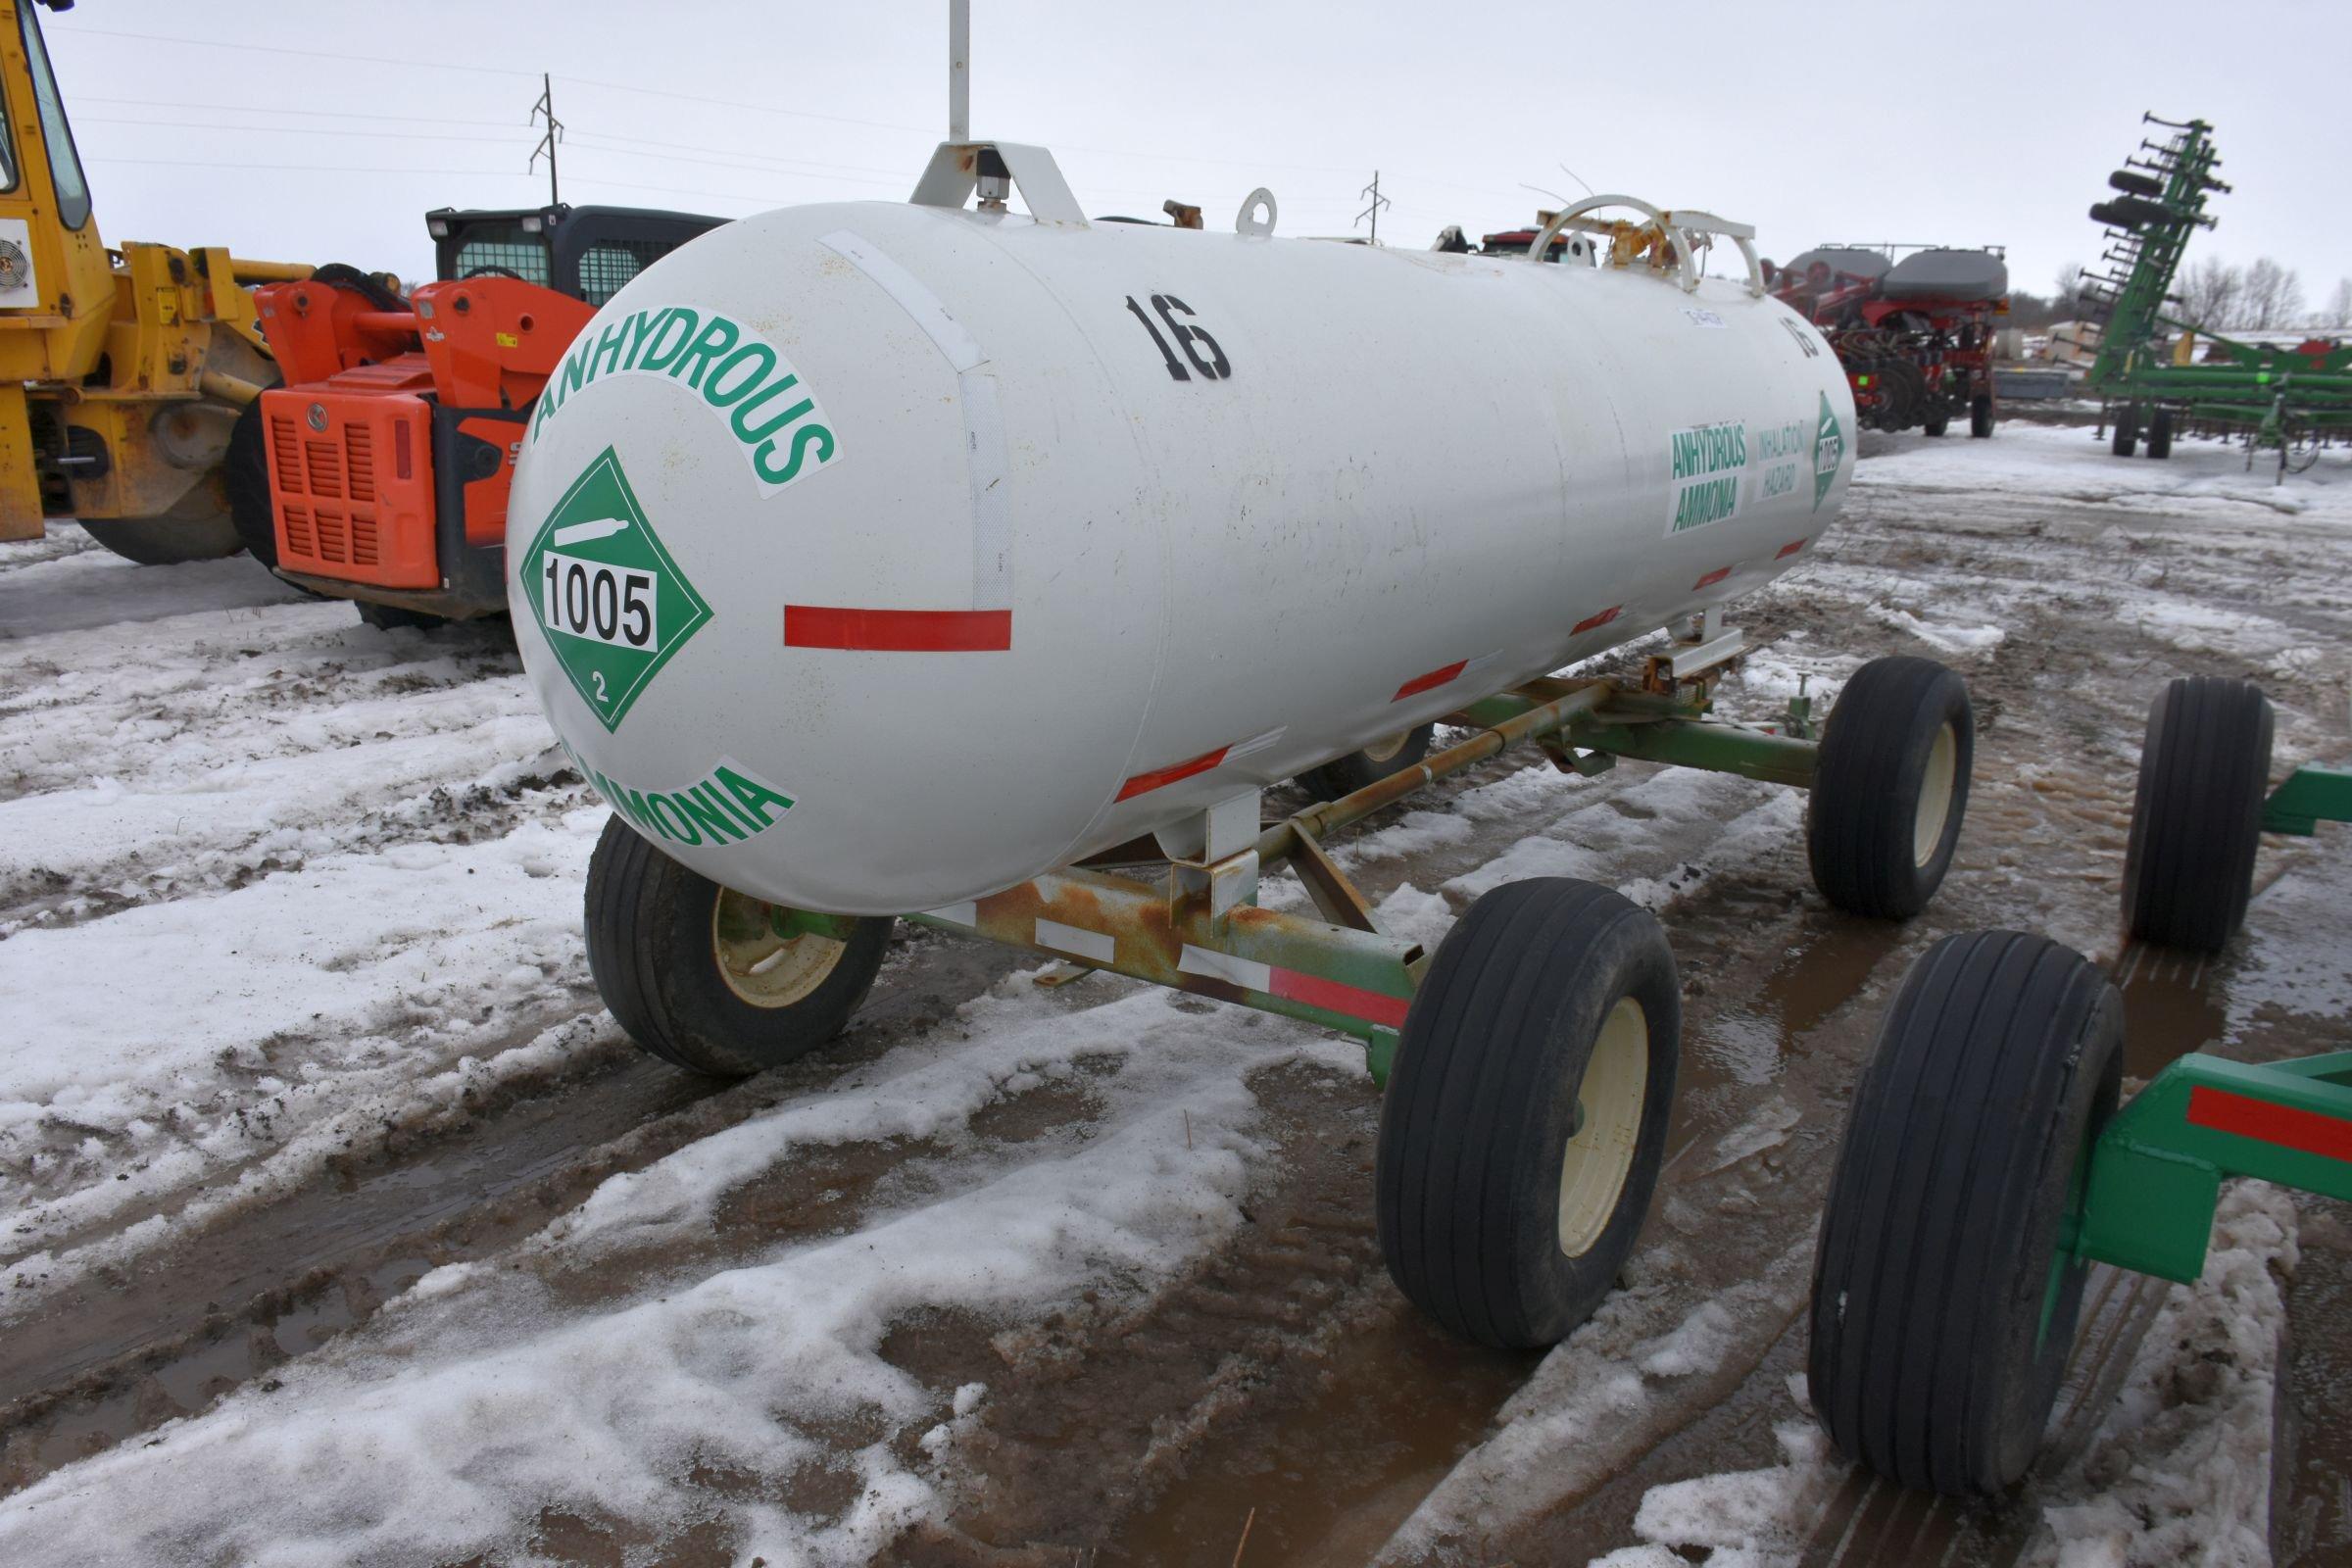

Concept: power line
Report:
left=76, top=95, right=524, bottom=130
left=48, top=24, right=535, bottom=78
left=76, top=116, right=525, bottom=145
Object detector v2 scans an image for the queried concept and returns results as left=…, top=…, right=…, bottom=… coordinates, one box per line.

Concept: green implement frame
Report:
left=2082, top=115, right=2352, bottom=472
left=2071, top=762, right=2352, bottom=1283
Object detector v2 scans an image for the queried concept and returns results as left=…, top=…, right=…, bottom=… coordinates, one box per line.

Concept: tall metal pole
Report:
left=1356, top=172, right=1391, bottom=244
left=529, top=73, right=564, bottom=207
left=949, top=0, right=970, bottom=142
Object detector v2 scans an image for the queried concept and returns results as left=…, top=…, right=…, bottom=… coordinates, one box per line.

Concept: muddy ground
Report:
left=0, top=419, right=2345, bottom=1565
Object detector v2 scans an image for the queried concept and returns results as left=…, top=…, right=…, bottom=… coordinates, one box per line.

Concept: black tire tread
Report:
left=1809, top=930, right=2122, bottom=1494
left=1378, top=878, right=1677, bottom=1348
left=1807, top=656, right=1974, bottom=919
left=1301, top=723, right=1436, bottom=803
left=2124, top=676, right=2272, bottom=951
left=584, top=814, right=890, bottom=1075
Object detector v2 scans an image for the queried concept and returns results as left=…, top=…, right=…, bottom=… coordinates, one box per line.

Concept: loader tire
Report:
left=586, top=813, right=892, bottom=1077
left=80, top=513, right=244, bottom=565
left=1809, top=930, right=2123, bottom=1495
left=225, top=395, right=282, bottom=567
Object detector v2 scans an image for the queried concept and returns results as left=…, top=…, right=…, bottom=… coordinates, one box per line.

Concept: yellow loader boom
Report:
left=0, top=0, right=311, bottom=564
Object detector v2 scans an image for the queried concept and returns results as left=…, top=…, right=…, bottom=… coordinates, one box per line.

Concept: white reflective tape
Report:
left=926, top=901, right=978, bottom=928
left=1225, top=726, right=1288, bottom=760
left=1457, top=649, right=1504, bottom=684
left=959, top=369, right=1012, bottom=612
left=552, top=515, right=629, bottom=548
left=1178, top=945, right=1272, bottom=993
left=1036, top=918, right=1115, bottom=964
left=817, top=229, right=987, bottom=372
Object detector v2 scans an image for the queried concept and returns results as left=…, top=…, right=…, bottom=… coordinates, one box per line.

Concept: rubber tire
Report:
left=1921, top=414, right=1949, bottom=438
left=584, top=814, right=893, bottom=1076
left=1376, top=877, right=1680, bottom=1349
left=1300, top=723, right=1436, bottom=803
left=79, top=513, right=244, bottom=565
left=1809, top=929, right=2124, bottom=1495
left=2124, top=676, right=2273, bottom=952
left=225, top=393, right=281, bottom=566
left=2110, top=404, right=2139, bottom=458
left=1970, top=393, right=1994, bottom=439
left=2145, top=406, right=2174, bottom=460
left=1806, top=656, right=1974, bottom=919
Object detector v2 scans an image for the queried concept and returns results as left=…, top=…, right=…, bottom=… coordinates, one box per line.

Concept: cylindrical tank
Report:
left=507, top=196, right=1856, bottom=915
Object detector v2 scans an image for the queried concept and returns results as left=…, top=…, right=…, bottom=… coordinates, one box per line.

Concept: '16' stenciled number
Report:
left=1124, top=293, right=1231, bottom=382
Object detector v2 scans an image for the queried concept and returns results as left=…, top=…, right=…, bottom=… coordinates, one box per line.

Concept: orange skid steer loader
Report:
left=242, top=203, right=719, bottom=627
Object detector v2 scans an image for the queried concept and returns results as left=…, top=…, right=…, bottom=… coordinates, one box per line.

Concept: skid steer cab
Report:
left=243, top=203, right=721, bottom=628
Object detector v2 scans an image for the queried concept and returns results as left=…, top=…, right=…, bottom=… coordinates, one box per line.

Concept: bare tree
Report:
left=2326, top=276, right=2352, bottom=330
left=2240, top=257, right=2306, bottom=330
left=2179, top=255, right=2243, bottom=329
left=2051, top=261, right=2084, bottom=318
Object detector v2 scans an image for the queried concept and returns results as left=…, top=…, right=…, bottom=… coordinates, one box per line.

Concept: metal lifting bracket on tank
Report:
left=1522, top=195, right=1766, bottom=297
left=913, top=1, right=1089, bottom=226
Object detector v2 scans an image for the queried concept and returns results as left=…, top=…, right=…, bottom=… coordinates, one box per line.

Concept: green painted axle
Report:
left=2263, top=766, right=2352, bottom=836
left=2075, top=1052, right=2352, bottom=1283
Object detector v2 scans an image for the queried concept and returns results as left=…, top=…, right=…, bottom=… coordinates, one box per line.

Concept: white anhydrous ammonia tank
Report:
left=508, top=187, right=1856, bottom=916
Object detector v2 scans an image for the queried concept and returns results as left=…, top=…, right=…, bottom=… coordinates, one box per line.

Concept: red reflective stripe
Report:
left=1117, top=745, right=1230, bottom=802
left=2187, top=1085, right=2352, bottom=1163
left=1270, top=967, right=1411, bottom=1029
left=1776, top=538, right=1809, bottom=559
left=1393, top=659, right=1469, bottom=702
left=1692, top=565, right=1733, bottom=589
left=784, top=606, right=1012, bottom=651
left=1571, top=605, right=1622, bottom=635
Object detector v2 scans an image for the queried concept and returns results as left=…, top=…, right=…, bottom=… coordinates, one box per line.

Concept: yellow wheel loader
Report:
left=0, top=0, right=310, bottom=564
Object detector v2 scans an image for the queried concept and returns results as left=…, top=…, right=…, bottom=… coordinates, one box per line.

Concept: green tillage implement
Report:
left=2082, top=115, right=2352, bottom=476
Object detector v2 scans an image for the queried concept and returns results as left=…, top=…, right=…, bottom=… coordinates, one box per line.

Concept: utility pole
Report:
left=949, top=0, right=970, bottom=141
left=529, top=73, right=564, bottom=207
left=1355, top=171, right=1392, bottom=244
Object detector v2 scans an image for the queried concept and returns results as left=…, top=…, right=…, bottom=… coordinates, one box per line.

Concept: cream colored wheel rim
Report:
left=1557, top=996, right=1650, bottom=1258
left=1913, top=720, right=1958, bottom=868
left=1360, top=729, right=1412, bottom=764
left=711, top=889, right=846, bottom=1008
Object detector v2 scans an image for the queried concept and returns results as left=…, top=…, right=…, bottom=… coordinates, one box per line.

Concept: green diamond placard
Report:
left=517, top=447, right=711, bottom=733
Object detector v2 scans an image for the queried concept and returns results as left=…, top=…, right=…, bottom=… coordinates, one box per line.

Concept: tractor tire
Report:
left=585, top=813, right=893, bottom=1077
left=1971, top=393, right=1995, bottom=439
left=80, top=513, right=244, bottom=565
left=1300, top=724, right=1436, bottom=803
left=1809, top=929, right=2124, bottom=1495
left=2110, top=404, right=2139, bottom=458
left=1376, top=877, right=1679, bottom=1348
left=2124, top=676, right=2273, bottom=952
left=1922, top=413, right=1950, bottom=438
left=2145, top=406, right=2174, bottom=460
left=1807, top=657, right=1974, bottom=919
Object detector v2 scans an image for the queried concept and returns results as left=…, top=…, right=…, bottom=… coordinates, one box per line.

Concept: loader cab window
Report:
left=17, top=3, right=88, bottom=229
left=576, top=238, right=677, bottom=307
left=450, top=225, right=552, bottom=287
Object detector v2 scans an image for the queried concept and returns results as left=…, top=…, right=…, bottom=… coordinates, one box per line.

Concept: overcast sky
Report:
left=44, top=0, right=2351, bottom=308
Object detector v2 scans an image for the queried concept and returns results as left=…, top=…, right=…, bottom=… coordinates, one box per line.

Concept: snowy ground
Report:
left=0, top=421, right=2345, bottom=1565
